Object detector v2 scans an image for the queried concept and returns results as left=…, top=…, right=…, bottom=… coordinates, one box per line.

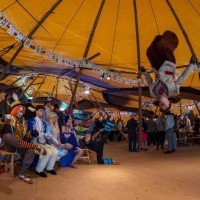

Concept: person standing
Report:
left=156, top=113, right=165, bottom=150
left=165, top=112, right=176, bottom=153
left=126, top=114, right=138, bottom=152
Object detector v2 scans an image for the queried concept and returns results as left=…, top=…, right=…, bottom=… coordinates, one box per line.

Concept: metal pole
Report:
left=67, top=0, right=105, bottom=115
left=193, top=101, right=200, bottom=115
left=0, top=0, right=63, bottom=80
left=133, top=0, right=142, bottom=150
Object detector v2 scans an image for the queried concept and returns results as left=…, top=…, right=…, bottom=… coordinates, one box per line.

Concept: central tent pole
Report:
left=133, top=0, right=142, bottom=150
left=68, top=0, right=105, bottom=115
left=0, top=0, right=63, bottom=81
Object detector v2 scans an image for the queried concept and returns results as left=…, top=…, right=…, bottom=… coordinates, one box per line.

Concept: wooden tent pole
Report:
left=166, top=0, right=196, bottom=56
left=133, top=0, right=142, bottom=150
left=179, top=101, right=183, bottom=115
left=55, top=76, right=59, bottom=99
left=68, top=80, right=79, bottom=109
left=68, top=0, right=105, bottom=115
left=19, top=74, right=39, bottom=99
left=0, top=75, right=23, bottom=95
left=167, top=0, right=200, bottom=91
left=88, top=95, right=105, bottom=119
left=0, top=0, right=63, bottom=81
left=193, top=101, right=200, bottom=115
left=32, top=75, right=46, bottom=102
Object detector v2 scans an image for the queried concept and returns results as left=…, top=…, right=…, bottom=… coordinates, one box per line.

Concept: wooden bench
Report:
left=0, top=150, right=16, bottom=178
left=79, top=148, right=91, bottom=164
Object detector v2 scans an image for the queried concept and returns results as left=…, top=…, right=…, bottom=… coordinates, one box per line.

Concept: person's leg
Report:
left=96, top=147, right=104, bottom=164
left=128, top=136, right=133, bottom=151
left=133, top=135, right=137, bottom=152
left=144, top=140, right=148, bottom=150
left=165, top=130, right=172, bottom=152
left=155, top=132, right=159, bottom=150
left=175, top=63, right=197, bottom=90
left=172, top=133, right=177, bottom=152
left=17, top=149, right=35, bottom=184
left=70, top=147, right=83, bottom=166
left=160, top=131, right=165, bottom=148
left=45, top=144, right=58, bottom=172
left=36, top=144, right=51, bottom=173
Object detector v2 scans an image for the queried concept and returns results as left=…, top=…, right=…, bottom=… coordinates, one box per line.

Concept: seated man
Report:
left=27, top=105, right=58, bottom=178
left=2, top=114, right=47, bottom=184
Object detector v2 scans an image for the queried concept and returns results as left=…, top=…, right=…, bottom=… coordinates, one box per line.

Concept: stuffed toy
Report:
left=142, top=30, right=199, bottom=112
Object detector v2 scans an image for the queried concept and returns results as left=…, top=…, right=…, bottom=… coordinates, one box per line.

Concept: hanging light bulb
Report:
left=84, top=86, right=90, bottom=94
left=106, top=74, right=110, bottom=80
left=100, top=73, right=105, bottom=79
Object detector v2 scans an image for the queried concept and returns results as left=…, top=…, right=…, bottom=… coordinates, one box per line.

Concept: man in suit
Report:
left=27, top=105, right=58, bottom=178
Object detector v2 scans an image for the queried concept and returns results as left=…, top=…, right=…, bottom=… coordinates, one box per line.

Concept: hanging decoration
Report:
left=0, top=12, right=144, bottom=86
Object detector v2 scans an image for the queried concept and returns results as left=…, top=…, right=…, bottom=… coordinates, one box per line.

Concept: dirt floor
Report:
left=0, top=141, right=200, bottom=200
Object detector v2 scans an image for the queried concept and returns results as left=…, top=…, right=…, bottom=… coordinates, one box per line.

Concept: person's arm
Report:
left=140, top=66, right=154, bottom=86
left=175, top=56, right=199, bottom=88
left=91, top=128, right=104, bottom=141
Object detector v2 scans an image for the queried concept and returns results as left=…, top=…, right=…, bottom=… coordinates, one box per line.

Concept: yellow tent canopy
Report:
left=0, top=0, right=199, bottom=112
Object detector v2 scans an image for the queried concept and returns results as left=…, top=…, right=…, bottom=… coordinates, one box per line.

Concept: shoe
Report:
left=144, top=149, right=148, bottom=151
left=164, top=151, right=172, bottom=154
left=172, top=149, right=176, bottom=152
left=35, top=171, right=47, bottom=178
left=46, top=169, right=57, bottom=175
left=19, top=174, right=33, bottom=184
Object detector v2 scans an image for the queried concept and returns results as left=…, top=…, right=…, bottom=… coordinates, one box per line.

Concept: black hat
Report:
left=35, top=105, right=45, bottom=111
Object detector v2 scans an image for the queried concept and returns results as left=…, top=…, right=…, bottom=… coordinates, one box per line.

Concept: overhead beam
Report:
left=0, top=0, right=63, bottom=80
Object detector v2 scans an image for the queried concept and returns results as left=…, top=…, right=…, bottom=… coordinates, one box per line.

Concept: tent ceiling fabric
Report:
left=0, top=0, right=199, bottom=105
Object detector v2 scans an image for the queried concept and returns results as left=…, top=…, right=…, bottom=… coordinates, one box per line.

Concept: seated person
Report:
left=48, top=112, right=68, bottom=161
left=2, top=114, right=47, bottom=184
left=27, top=105, right=58, bottom=178
left=60, top=115, right=83, bottom=168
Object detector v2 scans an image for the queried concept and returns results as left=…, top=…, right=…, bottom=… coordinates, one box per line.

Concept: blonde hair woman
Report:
left=49, top=112, right=68, bottom=160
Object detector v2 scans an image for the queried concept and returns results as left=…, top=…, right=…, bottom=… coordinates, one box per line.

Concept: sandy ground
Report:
left=0, top=141, right=200, bottom=200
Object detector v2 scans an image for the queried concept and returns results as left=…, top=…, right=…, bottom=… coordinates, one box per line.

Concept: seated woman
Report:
left=60, top=115, right=83, bottom=168
left=48, top=112, right=68, bottom=161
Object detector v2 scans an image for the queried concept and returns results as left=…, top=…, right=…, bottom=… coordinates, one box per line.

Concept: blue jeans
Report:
left=165, top=127, right=177, bottom=151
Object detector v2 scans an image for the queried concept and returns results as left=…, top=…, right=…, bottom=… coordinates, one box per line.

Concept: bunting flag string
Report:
left=0, top=12, right=145, bottom=86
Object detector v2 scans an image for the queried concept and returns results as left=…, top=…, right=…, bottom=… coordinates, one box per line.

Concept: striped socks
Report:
left=18, top=140, right=37, bottom=149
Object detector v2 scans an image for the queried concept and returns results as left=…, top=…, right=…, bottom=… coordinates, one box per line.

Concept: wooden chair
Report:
left=79, top=148, right=91, bottom=164
left=0, top=150, right=16, bottom=178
